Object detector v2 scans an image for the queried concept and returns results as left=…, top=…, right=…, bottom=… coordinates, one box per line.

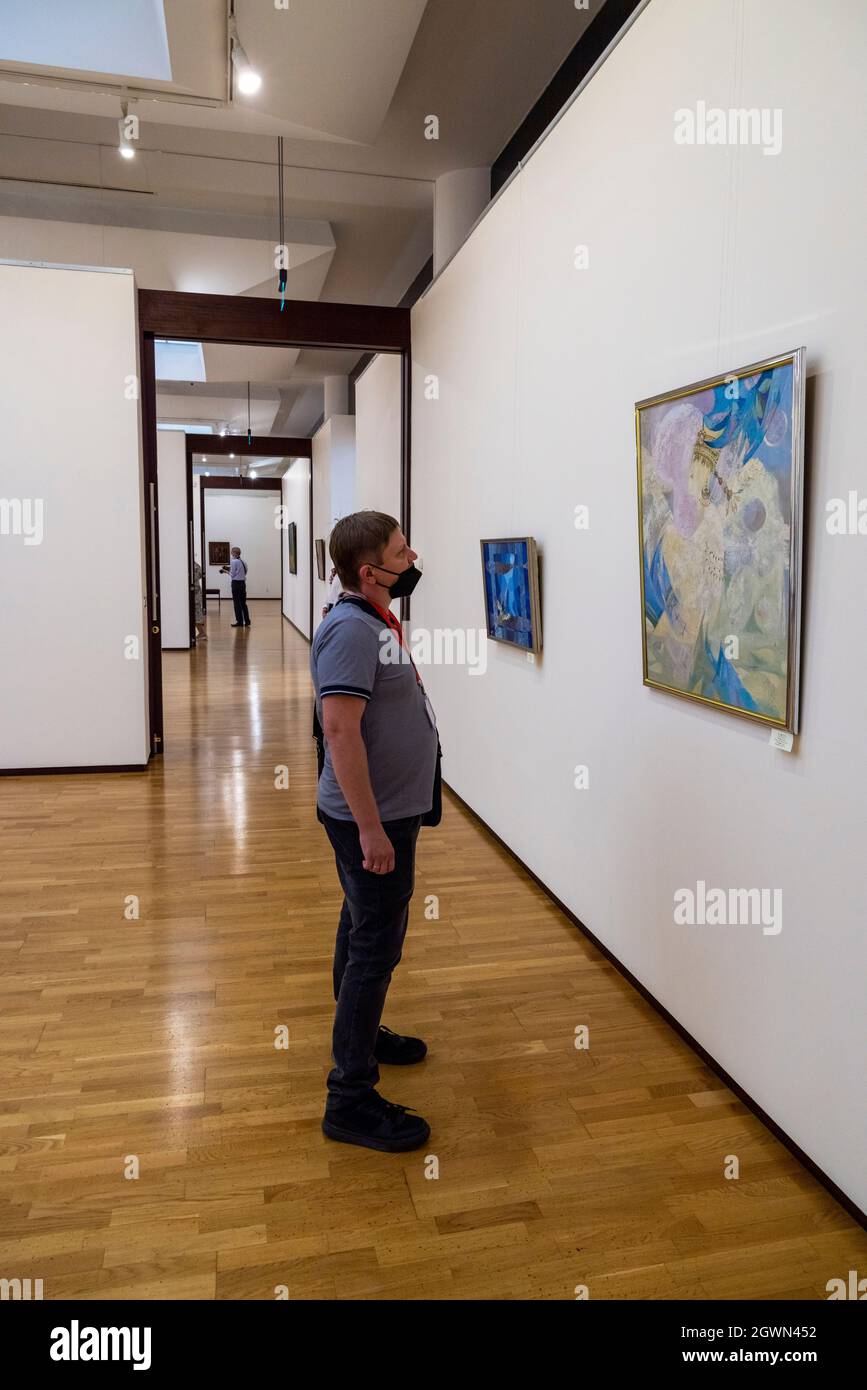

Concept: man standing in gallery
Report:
left=310, top=511, right=440, bottom=1153
left=227, top=546, right=250, bottom=627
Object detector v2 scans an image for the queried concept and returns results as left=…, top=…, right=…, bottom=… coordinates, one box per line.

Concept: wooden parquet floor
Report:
left=0, top=599, right=864, bottom=1300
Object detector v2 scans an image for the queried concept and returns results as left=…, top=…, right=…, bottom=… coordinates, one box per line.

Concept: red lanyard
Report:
left=365, top=597, right=422, bottom=685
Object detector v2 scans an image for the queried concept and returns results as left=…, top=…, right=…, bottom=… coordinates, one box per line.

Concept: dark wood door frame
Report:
left=185, top=433, right=313, bottom=645
left=197, top=471, right=283, bottom=629
left=140, top=289, right=411, bottom=757
left=140, top=333, right=163, bottom=755
left=186, top=433, right=314, bottom=459
left=139, top=290, right=410, bottom=352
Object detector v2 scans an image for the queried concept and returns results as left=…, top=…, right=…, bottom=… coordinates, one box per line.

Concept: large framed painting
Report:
left=208, top=540, right=230, bottom=567
left=480, top=537, right=542, bottom=655
left=287, top=521, right=297, bottom=575
left=315, top=538, right=326, bottom=581
left=636, top=348, right=805, bottom=733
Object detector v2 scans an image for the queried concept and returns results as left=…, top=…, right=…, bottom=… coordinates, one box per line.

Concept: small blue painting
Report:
left=480, top=537, right=542, bottom=654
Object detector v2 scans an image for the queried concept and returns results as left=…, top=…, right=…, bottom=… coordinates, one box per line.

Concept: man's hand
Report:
left=359, top=824, right=395, bottom=874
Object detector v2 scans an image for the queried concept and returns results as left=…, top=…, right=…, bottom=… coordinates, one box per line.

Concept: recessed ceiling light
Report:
left=230, top=19, right=262, bottom=95
left=118, top=99, right=136, bottom=158
left=229, top=453, right=235, bottom=459
left=250, top=469, right=257, bottom=478
left=237, top=67, right=261, bottom=95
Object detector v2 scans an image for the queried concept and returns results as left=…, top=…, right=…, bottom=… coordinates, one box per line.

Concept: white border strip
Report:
left=0, top=258, right=133, bottom=275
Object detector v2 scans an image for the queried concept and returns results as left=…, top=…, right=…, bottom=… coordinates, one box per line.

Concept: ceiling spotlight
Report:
left=118, top=100, right=136, bottom=159
left=219, top=427, right=227, bottom=437
left=204, top=471, right=210, bottom=477
left=230, top=17, right=262, bottom=95
left=229, top=452, right=235, bottom=459
left=250, top=469, right=257, bottom=479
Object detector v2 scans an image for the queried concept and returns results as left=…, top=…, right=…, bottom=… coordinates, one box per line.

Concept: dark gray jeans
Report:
left=321, top=811, right=422, bottom=1109
left=231, top=579, right=250, bottom=624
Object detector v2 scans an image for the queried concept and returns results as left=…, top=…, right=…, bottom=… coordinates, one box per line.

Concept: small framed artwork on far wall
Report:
left=315, top=538, right=326, bottom=581
left=480, top=537, right=543, bottom=654
left=287, top=521, right=297, bottom=575
left=208, top=540, right=230, bottom=567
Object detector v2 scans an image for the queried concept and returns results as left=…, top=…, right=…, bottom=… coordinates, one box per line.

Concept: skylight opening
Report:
left=0, top=0, right=172, bottom=82
left=156, top=423, right=215, bottom=434
left=155, top=339, right=207, bottom=383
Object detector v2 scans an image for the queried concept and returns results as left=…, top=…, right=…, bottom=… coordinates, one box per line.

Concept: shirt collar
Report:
left=337, top=592, right=396, bottom=626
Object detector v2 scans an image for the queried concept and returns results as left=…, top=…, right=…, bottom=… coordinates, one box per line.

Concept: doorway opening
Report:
left=141, top=290, right=411, bottom=756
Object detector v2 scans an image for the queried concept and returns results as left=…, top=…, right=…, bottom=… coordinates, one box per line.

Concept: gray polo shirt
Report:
left=311, top=597, right=439, bottom=823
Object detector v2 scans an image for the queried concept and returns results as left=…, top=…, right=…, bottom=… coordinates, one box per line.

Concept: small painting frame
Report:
left=479, top=536, right=543, bottom=655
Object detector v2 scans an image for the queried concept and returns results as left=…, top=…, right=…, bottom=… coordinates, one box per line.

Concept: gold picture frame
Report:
left=635, top=348, right=805, bottom=733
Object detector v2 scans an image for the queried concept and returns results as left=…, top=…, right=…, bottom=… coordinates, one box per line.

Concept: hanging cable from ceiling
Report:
left=277, top=135, right=287, bottom=311
left=247, top=380, right=252, bottom=446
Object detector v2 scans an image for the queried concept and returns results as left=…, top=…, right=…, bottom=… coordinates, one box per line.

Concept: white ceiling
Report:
left=233, top=0, right=429, bottom=145
left=156, top=342, right=365, bottom=447
left=0, top=0, right=598, bottom=439
left=0, top=1, right=593, bottom=156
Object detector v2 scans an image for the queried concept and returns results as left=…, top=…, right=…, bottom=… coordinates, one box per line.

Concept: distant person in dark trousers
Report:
left=223, top=547, right=250, bottom=627
left=310, top=510, right=440, bottom=1155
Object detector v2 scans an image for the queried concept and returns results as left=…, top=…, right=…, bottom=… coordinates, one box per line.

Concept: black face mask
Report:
left=370, top=562, right=422, bottom=599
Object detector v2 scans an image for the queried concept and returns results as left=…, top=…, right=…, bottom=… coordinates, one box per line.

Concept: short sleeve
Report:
left=315, top=616, right=380, bottom=702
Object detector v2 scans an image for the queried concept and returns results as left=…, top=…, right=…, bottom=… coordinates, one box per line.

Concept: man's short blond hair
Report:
left=329, top=510, right=399, bottom=591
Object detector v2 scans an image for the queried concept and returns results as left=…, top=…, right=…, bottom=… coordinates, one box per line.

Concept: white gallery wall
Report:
left=312, top=415, right=356, bottom=632
left=0, top=261, right=149, bottom=769
left=281, top=458, right=311, bottom=639
left=410, top=0, right=867, bottom=1209
left=203, top=489, right=281, bottom=599
left=354, top=352, right=402, bottom=521
left=157, top=430, right=190, bottom=649
left=192, top=476, right=202, bottom=565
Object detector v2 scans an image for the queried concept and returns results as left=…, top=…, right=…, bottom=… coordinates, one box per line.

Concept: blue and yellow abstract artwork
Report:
left=480, top=537, right=542, bottom=654
left=637, top=351, right=804, bottom=731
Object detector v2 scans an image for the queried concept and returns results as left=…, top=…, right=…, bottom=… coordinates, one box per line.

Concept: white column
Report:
left=312, top=414, right=356, bottom=635
left=434, top=168, right=490, bottom=276
left=157, top=429, right=191, bottom=649
left=323, top=375, right=348, bottom=420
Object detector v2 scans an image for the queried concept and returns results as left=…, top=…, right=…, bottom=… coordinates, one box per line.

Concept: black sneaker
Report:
left=322, top=1091, right=430, bottom=1152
